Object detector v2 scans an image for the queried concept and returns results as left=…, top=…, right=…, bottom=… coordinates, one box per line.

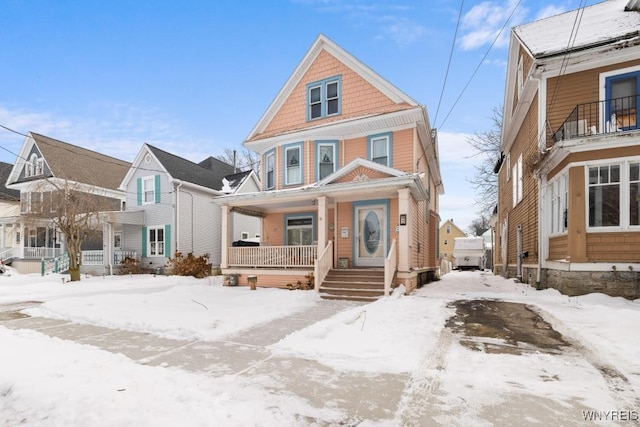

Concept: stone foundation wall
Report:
left=543, top=269, right=640, bottom=299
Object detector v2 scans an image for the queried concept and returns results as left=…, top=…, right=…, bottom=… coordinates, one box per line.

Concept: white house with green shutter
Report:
left=115, top=143, right=260, bottom=272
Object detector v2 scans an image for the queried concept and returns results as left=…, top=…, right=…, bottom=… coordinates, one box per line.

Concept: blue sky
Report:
left=0, top=0, right=600, bottom=231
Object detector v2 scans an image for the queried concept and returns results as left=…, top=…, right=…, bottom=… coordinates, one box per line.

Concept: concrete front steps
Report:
left=319, top=268, right=385, bottom=302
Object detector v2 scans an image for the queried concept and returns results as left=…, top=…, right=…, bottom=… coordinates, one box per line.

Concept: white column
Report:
left=317, top=196, right=327, bottom=250
left=398, top=188, right=410, bottom=272
left=221, top=205, right=231, bottom=269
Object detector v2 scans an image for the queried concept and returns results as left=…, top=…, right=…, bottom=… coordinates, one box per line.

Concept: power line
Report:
left=437, top=0, right=523, bottom=130
left=433, top=0, right=465, bottom=127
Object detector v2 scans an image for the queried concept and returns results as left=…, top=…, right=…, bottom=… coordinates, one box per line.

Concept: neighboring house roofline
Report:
left=0, top=161, right=20, bottom=201
left=246, top=33, right=419, bottom=141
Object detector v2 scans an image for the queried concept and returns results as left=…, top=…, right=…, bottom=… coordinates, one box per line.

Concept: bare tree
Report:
left=467, top=214, right=490, bottom=237
left=467, top=106, right=502, bottom=218
left=216, top=147, right=260, bottom=175
left=25, top=180, right=120, bottom=282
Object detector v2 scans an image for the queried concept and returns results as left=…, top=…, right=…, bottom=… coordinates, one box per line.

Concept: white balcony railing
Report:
left=228, top=245, right=317, bottom=268
left=314, top=241, right=333, bottom=291
left=23, top=247, right=65, bottom=259
left=384, top=239, right=397, bottom=296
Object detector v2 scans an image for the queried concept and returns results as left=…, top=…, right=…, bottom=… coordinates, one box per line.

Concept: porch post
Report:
left=317, top=196, right=327, bottom=250
left=398, top=188, right=410, bottom=272
left=221, top=205, right=231, bottom=269
left=104, top=221, right=113, bottom=274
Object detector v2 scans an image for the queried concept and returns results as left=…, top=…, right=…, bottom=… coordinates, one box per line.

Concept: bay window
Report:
left=283, top=143, right=303, bottom=186
left=587, top=161, right=640, bottom=229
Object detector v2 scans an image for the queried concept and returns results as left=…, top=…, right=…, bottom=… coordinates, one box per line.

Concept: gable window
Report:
left=446, top=225, right=451, bottom=234
left=306, top=76, right=342, bottom=121
left=603, top=68, right=639, bottom=132
left=512, top=154, right=523, bottom=207
left=25, top=154, right=44, bottom=178
left=316, top=141, right=337, bottom=180
left=265, top=150, right=275, bottom=190
left=148, top=226, right=165, bottom=256
left=283, top=143, right=303, bottom=186
left=285, top=214, right=314, bottom=245
left=368, top=132, right=392, bottom=167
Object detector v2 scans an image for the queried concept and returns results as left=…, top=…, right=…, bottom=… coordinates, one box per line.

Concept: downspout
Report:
left=175, top=181, right=182, bottom=254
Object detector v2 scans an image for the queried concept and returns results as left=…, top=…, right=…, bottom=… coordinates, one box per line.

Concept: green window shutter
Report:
left=155, top=175, right=161, bottom=204
left=142, top=226, right=147, bottom=257
left=164, top=224, right=171, bottom=258
left=137, top=178, right=142, bottom=206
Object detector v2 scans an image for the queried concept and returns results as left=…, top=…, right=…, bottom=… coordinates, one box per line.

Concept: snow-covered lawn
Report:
left=1, top=268, right=638, bottom=425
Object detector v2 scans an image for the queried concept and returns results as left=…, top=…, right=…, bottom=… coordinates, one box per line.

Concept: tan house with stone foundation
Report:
left=496, top=0, right=640, bottom=298
left=215, top=34, right=443, bottom=299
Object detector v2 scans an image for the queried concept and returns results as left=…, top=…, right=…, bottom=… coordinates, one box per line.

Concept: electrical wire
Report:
left=437, top=0, right=523, bottom=130
left=433, top=0, right=465, bottom=127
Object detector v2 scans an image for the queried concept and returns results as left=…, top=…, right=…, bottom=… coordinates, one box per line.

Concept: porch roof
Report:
left=101, top=210, right=145, bottom=225
left=213, top=174, right=427, bottom=214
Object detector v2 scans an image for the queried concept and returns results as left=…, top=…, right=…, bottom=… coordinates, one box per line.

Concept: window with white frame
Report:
left=317, top=141, right=336, bottom=180
left=148, top=226, right=165, bottom=256
left=446, top=225, right=451, bottom=233
left=630, top=163, right=640, bottom=226
left=512, top=154, right=523, bottom=207
left=25, top=153, right=44, bottom=178
left=307, top=76, right=341, bottom=121
left=588, top=164, right=620, bottom=227
left=241, top=232, right=249, bottom=239
left=549, top=173, right=568, bottom=234
left=369, top=133, right=392, bottom=167
left=143, top=176, right=155, bottom=204
left=265, top=150, right=275, bottom=189
left=286, top=215, right=313, bottom=245
left=284, top=144, right=302, bottom=185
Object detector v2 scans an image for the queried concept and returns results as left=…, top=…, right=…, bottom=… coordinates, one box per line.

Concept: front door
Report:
left=355, top=205, right=386, bottom=267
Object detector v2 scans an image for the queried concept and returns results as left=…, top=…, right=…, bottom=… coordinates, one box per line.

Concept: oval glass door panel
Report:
left=363, top=211, right=380, bottom=254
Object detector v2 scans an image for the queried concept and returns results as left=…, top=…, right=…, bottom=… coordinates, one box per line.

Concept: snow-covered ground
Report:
left=1, top=267, right=638, bottom=425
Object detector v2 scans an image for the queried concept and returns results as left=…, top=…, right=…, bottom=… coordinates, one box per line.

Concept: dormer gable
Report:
left=315, top=157, right=407, bottom=187
left=246, top=34, right=418, bottom=145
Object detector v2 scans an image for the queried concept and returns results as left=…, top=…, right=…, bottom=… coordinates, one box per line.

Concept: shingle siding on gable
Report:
left=260, top=50, right=409, bottom=138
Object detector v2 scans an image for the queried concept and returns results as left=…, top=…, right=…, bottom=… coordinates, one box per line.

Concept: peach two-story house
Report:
left=496, top=0, right=640, bottom=298
left=215, top=34, right=443, bottom=299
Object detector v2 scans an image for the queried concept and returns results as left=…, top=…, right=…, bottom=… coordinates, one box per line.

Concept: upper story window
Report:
left=446, top=225, right=451, bottom=234
left=316, top=140, right=337, bottom=181
left=265, top=150, right=275, bottom=190
left=512, top=154, right=523, bottom=207
left=603, top=66, right=639, bottom=132
left=368, top=132, right=392, bottom=167
left=137, top=175, right=160, bottom=205
left=283, top=143, right=303, bottom=186
left=25, top=154, right=44, bottom=178
left=306, top=76, right=342, bottom=121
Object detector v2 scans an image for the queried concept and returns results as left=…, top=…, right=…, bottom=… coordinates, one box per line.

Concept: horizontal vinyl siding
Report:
left=586, top=232, right=640, bottom=262
left=548, top=235, right=568, bottom=261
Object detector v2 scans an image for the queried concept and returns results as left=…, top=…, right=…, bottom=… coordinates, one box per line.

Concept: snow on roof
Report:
left=514, top=0, right=640, bottom=58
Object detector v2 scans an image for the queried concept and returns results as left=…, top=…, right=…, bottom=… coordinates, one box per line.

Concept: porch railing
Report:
left=553, top=94, right=639, bottom=143
left=384, top=239, right=397, bottom=297
left=228, top=245, right=317, bottom=268
left=314, top=240, right=333, bottom=291
left=41, top=253, right=69, bottom=276
left=23, top=247, right=65, bottom=259
left=81, top=250, right=138, bottom=266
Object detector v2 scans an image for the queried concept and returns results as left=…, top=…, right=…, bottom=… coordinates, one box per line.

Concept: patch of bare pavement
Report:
left=400, top=298, right=639, bottom=426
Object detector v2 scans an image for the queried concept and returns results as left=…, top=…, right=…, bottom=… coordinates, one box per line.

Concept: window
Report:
left=143, top=177, right=155, bottom=203
left=265, top=150, right=275, bottom=190
left=444, top=239, right=448, bottom=245
left=316, top=141, right=337, bottom=180
left=446, top=225, right=451, bottom=234
left=25, top=153, right=43, bottom=178
left=517, top=55, right=524, bottom=96
left=114, top=232, right=122, bottom=249
left=148, top=226, right=165, bottom=256
left=588, top=165, right=620, bottom=227
left=241, top=232, right=249, bottom=239
left=604, top=69, right=639, bottom=131
left=306, top=76, right=341, bottom=121
left=368, top=133, right=392, bottom=167
left=549, top=173, right=568, bottom=234
left=630, top=163, right=640, bottom=226
left=512, top=154, right=523, bottom=207
left=285, top=215, right=314, bottom=245
left=283, top=143, right=302, bottom=186
left=138, top=175, right=159, bottom=205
